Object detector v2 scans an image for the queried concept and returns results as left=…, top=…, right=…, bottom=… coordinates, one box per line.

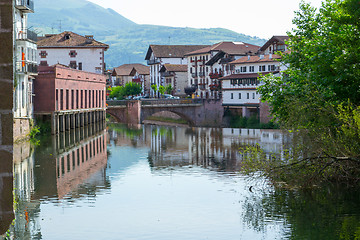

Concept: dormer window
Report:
left=64, top=34, right=70, bottom=40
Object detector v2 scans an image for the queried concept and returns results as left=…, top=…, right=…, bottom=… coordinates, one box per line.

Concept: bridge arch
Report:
left=143, top=110, right=195, bottom=126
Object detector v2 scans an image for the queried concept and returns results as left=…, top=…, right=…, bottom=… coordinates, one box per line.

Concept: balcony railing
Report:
left=147, top=59, right=160, bottom=65
left=15, top=0, right=34, bottom=13
left=209, top=73, right=223, bottom=79
left=16, top=61, right=37, bottom=75
left=17, top=28, right=37, bottom=42
left=199, top=72, right=205, bottom=77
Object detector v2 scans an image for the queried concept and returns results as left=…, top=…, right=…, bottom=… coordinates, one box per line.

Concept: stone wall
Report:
left=0, top=0, right=14, bottom=235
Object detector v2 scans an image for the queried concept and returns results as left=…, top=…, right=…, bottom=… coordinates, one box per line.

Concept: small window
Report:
left=253, top=93, right=255, bottom=99
left=238, top=93, right=241, bottom=99
left=69, top=61, right=76, bottom=69
left=40, top=51, right=47, bottom=58
left=247, top=93, right=249, bottom=99
left=69, top=50, right=77, bottom=58
left=231, top=93, right=233, bottom=99
left=78, top=62, right=82, bottom=70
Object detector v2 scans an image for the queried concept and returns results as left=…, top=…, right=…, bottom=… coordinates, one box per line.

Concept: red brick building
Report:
left=34, top=64, right=106, bottom=134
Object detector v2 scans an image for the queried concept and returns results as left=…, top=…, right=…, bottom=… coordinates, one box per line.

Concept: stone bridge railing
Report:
left=107, top=99, right=203, bottom=107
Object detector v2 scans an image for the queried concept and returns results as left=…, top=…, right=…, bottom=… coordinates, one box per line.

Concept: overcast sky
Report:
left=87, top=0, right=324, bottom=39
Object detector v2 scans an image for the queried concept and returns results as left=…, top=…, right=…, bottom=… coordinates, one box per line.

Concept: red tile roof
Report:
left=113, top=64, right=150, bottom=76
left=260, top=35, right=289, bottom=52
left=145, top=45, right=210, bottom=60
left=37, top=31, right=109, bottom=49
left=185, top=41, right=260, bottom=56
left=160, top=64, right=187, bottom=72
left=230, top=54, right=281, bottom=64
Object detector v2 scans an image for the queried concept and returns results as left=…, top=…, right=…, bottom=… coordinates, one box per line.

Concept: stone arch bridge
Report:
left=106, top=99, right=224, bottom=127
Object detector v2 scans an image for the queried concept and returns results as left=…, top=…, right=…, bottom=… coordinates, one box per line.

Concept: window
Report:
left=231, top=93, right=233, bottom=99
left=40, top=61, right=48, bottom=66
left=238, top=93, right=241, bottom=99
left=268, top=65, right=276, bottom=71
left=69, top=61, right=76, bottom=69
left=253, top=93, right=255, bottom=99
left=69, top=50, right=77, bottom=58
left=259, top=65, right=266, bottom=72
left=249, top=66, right=255, bottom=72
left=64, top=34, right=70, bottom=40
left=247, top=93, right=249, bottom=99
left=240, top=66, right=247, bottom=72
left=40, top=51, right=47, bottom=58
left=66, top=90, right=69, bottom=109
left=60, top=89, right=64, bottom=110
left=78, top=62, right=82, bottom=70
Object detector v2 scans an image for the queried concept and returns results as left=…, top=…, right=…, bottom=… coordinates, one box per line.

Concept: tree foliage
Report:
left=255, top=0, right=360, bottom=186
left=109, top=82, right=142, bottom=99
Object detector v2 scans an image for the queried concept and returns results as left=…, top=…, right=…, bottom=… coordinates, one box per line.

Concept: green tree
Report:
left=158, top=85, right=165, bottom=96
left=259, top=0, right=360, bottom=128
left=253, top=0, right=360, bottom=186
left=165, top=84, right=173, bottom=94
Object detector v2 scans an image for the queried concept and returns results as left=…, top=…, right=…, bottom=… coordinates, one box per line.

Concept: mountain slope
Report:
left=29, top=0, right=266, bottom=68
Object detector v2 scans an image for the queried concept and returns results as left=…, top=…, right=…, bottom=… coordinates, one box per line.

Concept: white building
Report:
left=159, top=64, right=188, bottom=97
left=37, top=31, right=109, bottom=74
left=185, top=42, right=260, bottom=99
left=145, top=45, right=209, bottom=97
left=14, top=0, right=38, bottom=141
left=220, top=36, right=289, bottom=120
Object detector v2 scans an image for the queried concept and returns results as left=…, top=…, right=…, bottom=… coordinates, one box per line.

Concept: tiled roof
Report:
left=230, top=54, right=281, bottom=64
left=260, top=35, right=289, bottom=51
left=145, top=45, right=210, bottom=60
left=220, top=72, right=279, bottom=80
left=185, top=42, right=260, bottom=56
left=37, top=31, right=109, bottom=49
left=160, top=64, right=187, bottom=72
left=113, top=64, right=150, bottom=76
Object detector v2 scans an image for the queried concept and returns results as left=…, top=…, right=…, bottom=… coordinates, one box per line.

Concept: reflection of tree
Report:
left=243, top=186, right=360, bottom=240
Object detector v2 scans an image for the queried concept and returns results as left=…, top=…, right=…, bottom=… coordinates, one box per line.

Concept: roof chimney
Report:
left=269, top=54, right=272, bottom=59
left=260, top=54, right=264, bottom=60
left=247, top=55, right=250, bottom=60
left=85, top=35, right=94, bottom=44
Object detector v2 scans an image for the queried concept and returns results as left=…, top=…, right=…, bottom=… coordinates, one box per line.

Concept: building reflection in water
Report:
left=10, top=123, right=108, bottom=239
left=108, top=124, right=288, bottom=173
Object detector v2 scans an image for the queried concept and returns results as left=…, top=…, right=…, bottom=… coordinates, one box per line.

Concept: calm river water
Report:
left=7, top=123, right=360, bottom=239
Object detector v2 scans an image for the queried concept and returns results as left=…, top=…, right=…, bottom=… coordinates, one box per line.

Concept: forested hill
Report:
left=29, top=0, right=266, bottom=68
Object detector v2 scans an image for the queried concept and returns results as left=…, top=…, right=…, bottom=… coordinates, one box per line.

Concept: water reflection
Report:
left=10, top=124, right=107, bottom=239
left=108, top=124, right=288, bottom=172
left=7, top=123, right=360, bottom=239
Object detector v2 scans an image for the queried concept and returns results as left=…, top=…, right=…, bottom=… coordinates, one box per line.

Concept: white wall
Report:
left=37, top=48, right=105, bottom=73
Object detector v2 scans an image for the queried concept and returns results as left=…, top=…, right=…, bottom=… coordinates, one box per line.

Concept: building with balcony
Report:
left=37, top=31, right=109, bottom=74
left=13, top=0, right=38, bottom=141
left=220, top=36, right=289, bottom=122
left=34, top=64, right=106, bottom=134
left=145, top=45, right=209, bottom=97
left=185, top=42, right=260, bottom=99
left=159, top=64, right=188, bottom=97
left=111, top=64, right=150, bottom=95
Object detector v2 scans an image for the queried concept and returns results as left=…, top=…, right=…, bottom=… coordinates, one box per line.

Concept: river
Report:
left=5, top=123, right=360, bottom=239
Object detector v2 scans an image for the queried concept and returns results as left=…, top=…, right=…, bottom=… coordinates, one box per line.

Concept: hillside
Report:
left=29, top=0, right=266, bottom=68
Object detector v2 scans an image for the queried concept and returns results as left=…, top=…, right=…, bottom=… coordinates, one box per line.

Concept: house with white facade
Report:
left=14, top=0, right=38, bottom=141
left=145, top=45, right=209, bottom=97
left=185, top=42, right=260, bottom=99
left=111, top=64, right=150, bottom=94
left=220, top=36, right=289, bottom=122
left=159, top=64, right=188, bottom=97
left=37, top=31, right=109, bottom=74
